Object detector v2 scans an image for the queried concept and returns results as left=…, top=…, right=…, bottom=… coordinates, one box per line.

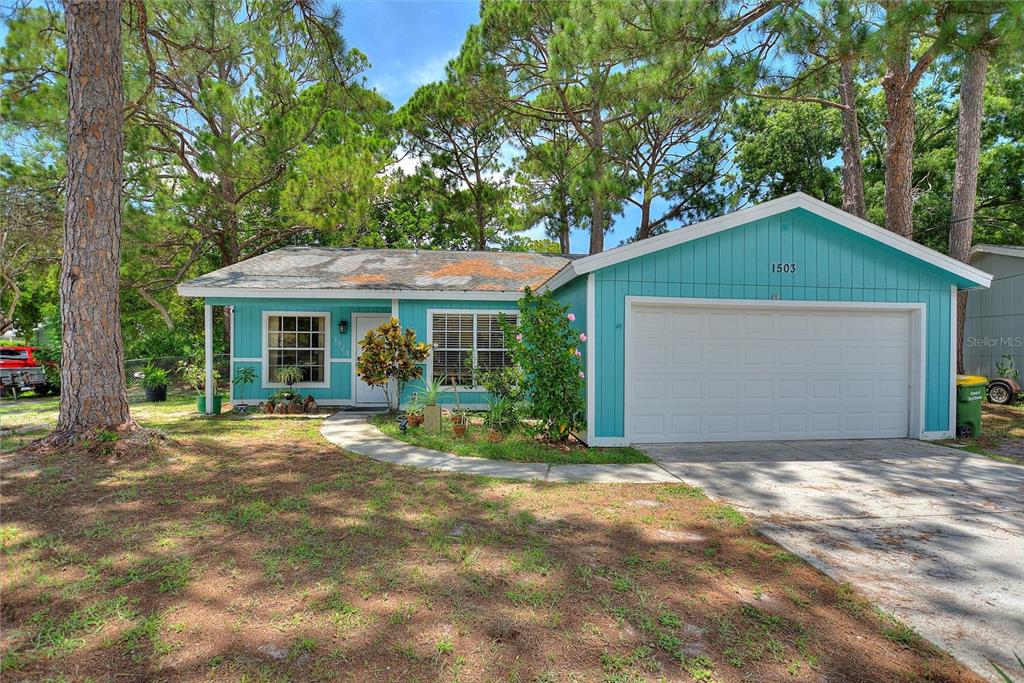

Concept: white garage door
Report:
left=627, top=303, right=913, bottom=443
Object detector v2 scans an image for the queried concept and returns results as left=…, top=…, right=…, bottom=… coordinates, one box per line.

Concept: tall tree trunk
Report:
left=838, top=54, right=866, bottom=218
left=588, top=97, right=605, bottom=255
left=950, top=20, right=991, bottom=373
left=51, top=0, right=133, bottom=442
left=637, top=193, right=653, bottom=241
left=557, top=187, right=570, bottom=255
left=473, top=184, right=487, bottom=251
left=881, top=40, right=915, bottom=239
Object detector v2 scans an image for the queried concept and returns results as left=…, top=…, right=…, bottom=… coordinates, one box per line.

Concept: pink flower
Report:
left=567, top=312, right=576, bottom=322
left=578, top=371, right=585, bottom=379
left=579, top=333, right=587, bottom=343
left=515, top=333, right=523, bottom=342
left=574, top=349, right=582, bottom=357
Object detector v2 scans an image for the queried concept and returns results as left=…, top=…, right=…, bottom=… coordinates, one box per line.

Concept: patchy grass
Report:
left=371, top=413, right=651, bottom=465
left=942, top=402, right=1024, bottom=465
left=0, top=394, right=983, bottom=682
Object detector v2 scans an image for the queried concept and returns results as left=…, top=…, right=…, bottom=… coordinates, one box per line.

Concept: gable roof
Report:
left=539, top=193, right=993, bottom=292
left=177, top=247, right=574, bottom=300
left=971, top=244, right=1024, bottom=259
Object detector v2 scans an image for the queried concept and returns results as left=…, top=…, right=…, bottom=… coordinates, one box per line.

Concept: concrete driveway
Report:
left=641, top=439, right=1024, bottom=680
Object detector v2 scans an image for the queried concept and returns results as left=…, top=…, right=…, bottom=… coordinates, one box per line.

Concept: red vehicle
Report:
left=0, top=346, right=53, bottom=397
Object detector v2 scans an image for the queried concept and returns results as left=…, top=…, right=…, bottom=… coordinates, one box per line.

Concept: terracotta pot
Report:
left=263, top=401, right=275, bottom=414
left=452, top=423, right=467, bottom=437
left=451, top=414, right=467, bottom=426
left=408, top=413, right=423, bottom=427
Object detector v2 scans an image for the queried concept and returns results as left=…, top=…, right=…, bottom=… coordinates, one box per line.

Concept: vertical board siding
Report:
left=208, top=297, right=391, bottom=402
left=963, top=252, right=1024, bottom=377
left=588, top=208, right=956, bottom=437
left=398, top=298, right=520, bottom=405
left=552, top=275, right=588, bottom=417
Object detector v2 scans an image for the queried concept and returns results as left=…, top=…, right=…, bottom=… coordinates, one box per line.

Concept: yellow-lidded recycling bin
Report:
left=955, top=375, right=987, bottom=438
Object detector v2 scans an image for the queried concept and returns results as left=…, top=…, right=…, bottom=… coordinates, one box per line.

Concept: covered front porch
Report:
left=199, top=299, right=396, bottom=414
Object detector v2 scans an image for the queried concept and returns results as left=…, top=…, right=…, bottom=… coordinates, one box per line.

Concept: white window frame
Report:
left=261, top=311, right=331, bottom=389
left=425, top=308, right=517, bottom=390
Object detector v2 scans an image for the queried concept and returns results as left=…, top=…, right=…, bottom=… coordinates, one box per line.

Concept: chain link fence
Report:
left=124, top=354, right=230, bottom=386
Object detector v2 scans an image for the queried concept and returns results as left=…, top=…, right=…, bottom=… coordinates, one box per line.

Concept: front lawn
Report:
left=371, top=413, right=652, bottom=465
left=0, top=396, right=983, bottom=682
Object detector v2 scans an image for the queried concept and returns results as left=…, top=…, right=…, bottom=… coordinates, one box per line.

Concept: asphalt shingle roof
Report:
left=179, top=247, right=576, bottom=293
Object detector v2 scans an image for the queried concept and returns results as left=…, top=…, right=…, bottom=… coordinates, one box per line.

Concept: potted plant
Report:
left=484, top=396, right=517, bottom=442
left=179, top=361, right=222, bottom=414
left=140, top=363, right=169, bottom=402
left=406, top=393, right=424, bottom=427
left=451, top=410, right=468, bottom=437
left=273, top=365, right=304, bottom=402
left=419, top=375, right=446, bottom=433
left=233, top=366, right=257, bottom=412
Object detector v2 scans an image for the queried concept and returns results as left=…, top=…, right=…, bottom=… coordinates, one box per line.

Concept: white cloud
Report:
left=371, top=49, right=458, bottom=105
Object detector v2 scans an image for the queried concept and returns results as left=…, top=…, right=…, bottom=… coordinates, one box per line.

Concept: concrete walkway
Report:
left=319, top=412, right=680, bottom=483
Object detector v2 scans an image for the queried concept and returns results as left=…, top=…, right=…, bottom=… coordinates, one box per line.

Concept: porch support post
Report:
left=204, top=303, right=214, bottom=415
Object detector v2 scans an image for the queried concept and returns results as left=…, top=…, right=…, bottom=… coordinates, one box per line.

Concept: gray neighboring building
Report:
left=964, top=244, right=1024, bottom=378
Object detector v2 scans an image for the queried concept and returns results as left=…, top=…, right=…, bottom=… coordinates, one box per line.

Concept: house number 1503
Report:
left=771, top=262, right=797, bottom=273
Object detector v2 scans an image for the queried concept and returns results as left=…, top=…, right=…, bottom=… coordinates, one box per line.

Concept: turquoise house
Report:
left=178, top=193, right=991, bottom=445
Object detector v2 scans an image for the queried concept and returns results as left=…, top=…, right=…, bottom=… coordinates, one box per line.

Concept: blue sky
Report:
left=340, top=0, right=651, bottom=252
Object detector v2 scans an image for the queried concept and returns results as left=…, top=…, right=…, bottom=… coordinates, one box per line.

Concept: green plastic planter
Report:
left=196, top=395, right=223, bottom=415
left=955, top=375, right=987, bottom=438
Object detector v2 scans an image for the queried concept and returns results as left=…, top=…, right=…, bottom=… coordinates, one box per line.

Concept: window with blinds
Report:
left=431, top=312, right=517, bottom=387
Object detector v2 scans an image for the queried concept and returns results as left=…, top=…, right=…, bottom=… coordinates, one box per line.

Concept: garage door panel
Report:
left=628, top=304, right=912, bottom=442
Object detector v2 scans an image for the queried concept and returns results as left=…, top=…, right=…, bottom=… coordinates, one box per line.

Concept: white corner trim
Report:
left=538, top=193, right=993, bottom=292
left=391, top=298, right=399, bottom=318
left=949, top=284, right=958, bottom=436
left=176, top=285, right=522, bottom=301
left=260, top=310, right=331, bottom=389
left=586, top=273, right=596, bottom=443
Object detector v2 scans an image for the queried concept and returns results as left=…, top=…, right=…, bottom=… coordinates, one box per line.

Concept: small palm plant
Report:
left=233, top=366, right=257, bottom=411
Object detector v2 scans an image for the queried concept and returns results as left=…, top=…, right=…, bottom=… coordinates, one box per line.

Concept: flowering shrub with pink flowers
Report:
left=503, top=287, right=586, bottom=441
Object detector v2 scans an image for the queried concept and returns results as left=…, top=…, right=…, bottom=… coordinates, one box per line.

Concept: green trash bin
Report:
left=955, top=375, right=987, bottom=438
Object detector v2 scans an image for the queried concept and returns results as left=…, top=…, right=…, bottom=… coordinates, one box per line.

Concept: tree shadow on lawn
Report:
left=0, top=412, right=985, bottom=683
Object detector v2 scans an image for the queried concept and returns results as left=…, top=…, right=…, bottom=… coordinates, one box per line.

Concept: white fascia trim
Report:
left=970, top=244, right=1024, bottom=259
left=585, top=273, right=596, bottom=442
left=261, top=310, right=331, bottom=389
left=539, top=193, right=993, bottom=291
left=177, top=286, right=521, bottom=301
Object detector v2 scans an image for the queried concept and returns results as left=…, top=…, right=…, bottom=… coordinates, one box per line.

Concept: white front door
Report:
left=627, top=303, right=914, bottom=443
left=354, top=314, right=390, bottom=406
